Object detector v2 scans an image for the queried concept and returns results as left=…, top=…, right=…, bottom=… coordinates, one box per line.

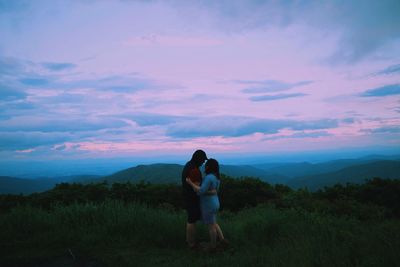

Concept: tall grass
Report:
left=1, top=201, right=399, bottom=267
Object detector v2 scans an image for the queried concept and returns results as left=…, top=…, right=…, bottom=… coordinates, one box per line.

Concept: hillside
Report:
left=287, top=160, right=400, bottom=190
left=101, top=163, right=287, bottom=185
left=219, top=165, right=289, bottom=184
left=103, top=163, right=183, bottom=184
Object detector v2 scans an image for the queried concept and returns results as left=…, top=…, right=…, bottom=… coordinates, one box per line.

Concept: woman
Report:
left=186, top=158, right=228, bottom=251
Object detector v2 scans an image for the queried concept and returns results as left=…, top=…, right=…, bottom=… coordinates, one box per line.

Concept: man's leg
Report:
left=186, top=223, right=196, bottom=247
left=186, top=199, right=200, bottom=247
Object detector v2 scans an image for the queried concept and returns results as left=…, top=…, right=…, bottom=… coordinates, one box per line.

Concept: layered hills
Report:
left=1, top=157, right=399, bottom=194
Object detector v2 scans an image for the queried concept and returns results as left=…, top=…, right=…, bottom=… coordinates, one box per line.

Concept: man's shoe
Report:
left=188, top=242, right=200, bottom=250
left=218, top=238, right=230, bottom=249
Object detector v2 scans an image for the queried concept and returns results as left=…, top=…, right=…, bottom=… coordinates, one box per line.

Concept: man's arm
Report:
left=204, top=189, right=217, bottom=195
left=186, top=178, right=200, bottom=192
left=186, top=177, right=217, bottom=195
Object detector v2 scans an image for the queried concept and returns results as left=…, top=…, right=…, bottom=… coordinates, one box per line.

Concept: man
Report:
left=181, top=149, right=208, bottom=249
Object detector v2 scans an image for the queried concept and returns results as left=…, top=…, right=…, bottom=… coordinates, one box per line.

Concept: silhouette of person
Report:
left=181, top=149, right=208, bottom=249
left=186, top=158, right=227, bottom=251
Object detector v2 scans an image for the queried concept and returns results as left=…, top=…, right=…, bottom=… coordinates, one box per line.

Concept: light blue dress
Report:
left=198, top=173, right=220, bottom=224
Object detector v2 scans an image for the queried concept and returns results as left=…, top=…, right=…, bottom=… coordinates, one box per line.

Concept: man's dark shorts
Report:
left=186, top=201, right=201, bottom=224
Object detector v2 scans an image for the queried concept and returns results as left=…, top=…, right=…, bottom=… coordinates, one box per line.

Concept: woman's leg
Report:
left=208, top=224, right=217, bottom=248
left=215, top=223, right=225, bottom=241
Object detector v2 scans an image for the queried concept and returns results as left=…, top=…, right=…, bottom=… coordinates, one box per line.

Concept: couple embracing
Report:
left=181, top=150, right=228, bottom=251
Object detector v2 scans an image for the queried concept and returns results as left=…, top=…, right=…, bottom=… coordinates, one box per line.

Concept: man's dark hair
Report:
left=191, top=149, right=208, bottom=166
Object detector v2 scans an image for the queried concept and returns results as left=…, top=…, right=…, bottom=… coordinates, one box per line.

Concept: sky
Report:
left=0, top=0, right=400, bottom=172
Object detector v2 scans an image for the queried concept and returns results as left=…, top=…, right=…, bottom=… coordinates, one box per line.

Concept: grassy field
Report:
left=1, top=200, right=400, bottom=267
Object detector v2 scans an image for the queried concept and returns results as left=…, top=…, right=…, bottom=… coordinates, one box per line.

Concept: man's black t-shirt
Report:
left=181, top=161, right=202, bottom=208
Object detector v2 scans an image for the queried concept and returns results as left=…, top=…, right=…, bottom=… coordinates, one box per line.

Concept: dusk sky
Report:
left=1, top=0, right=400, bottom=167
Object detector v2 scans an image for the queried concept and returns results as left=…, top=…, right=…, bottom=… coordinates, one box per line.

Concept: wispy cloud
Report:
left=362, top=126, right=400, bottom=134
left=165, top=116, right=339, bottom=138
left=42, top=62, right=76, bottom=71
left=240, top=80, right=313, bottom=94
left=361, top=84, right=400, bottom=97
left=341, top=118, right=356, bottom=124
left=375, top=63, right=400, bottom=75
left=122, top=113, right=192, bottom=127
left=0, top=57, right=31, bottom=76
left=19, top=78, right=50, bottom=87
left=263, top=131, right=332, bottom=141
left=0, top=58, right=168, bottom=110
left=0, top=131, right=74, bottom=151
left=237, top=79, right=310, bottom=102
left=250, top=93, right=307, bottom=102
left=0, top=85, right=27, bottom=100
left=0, top=101, right=36, bottom=120
left=18, top=74, right=156, bottom=93
left=182, top=1, right=400, bottom=63
left=290, top=131, right=332, bottom=138
left=0, top=116, right=128, bottom=133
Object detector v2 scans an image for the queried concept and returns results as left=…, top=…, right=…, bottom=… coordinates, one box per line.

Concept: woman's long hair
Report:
left=205, top=158, right=220, bottom=180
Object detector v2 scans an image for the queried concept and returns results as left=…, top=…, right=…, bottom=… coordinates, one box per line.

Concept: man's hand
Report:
left=205, top=189, right=217, bottom=195
left=186, top=177, right=201, bottom=192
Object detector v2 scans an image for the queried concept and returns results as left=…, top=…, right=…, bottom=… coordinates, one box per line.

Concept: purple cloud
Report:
left=250, top=93, right=307, bottom=102
left=362, top=126, right=400, bottom=134
left=0, top=131, right=73, bottom=151
left=0, top=85, right=27, bottom=100
left=165, top=116, right=339, bottom=138
left=42, top=62, right=76, bottom=71
left=375, top=63, right=400, bottom=75
left=240, top=80, right=313, bottom=93
left=361, top=84, right=400, bottom=97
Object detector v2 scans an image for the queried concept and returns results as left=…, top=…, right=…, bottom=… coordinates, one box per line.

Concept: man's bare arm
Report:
left=205, top=189, right=217, bottom=195
left=186, top=178, right=217, bottom=195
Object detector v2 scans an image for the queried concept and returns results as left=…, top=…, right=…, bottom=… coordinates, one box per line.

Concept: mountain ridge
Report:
left=287, top=160, right=400, bottom=190
left=1, top=157, right=399, bottom=194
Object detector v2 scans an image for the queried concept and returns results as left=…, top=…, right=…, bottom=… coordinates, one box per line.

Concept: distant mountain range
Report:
left=1, top=156, right=399, bottom=194
left=254, top=155, right=400, bottom=177
left=97, top=163, right=288, bottom=185
left=287, top=160, right=400, bottom=191
left=0, top=176, right=55, bottom=195
left=0, top=175, right=101, bottom=195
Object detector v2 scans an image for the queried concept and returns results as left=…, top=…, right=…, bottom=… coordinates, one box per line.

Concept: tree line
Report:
left=1, top=175, right=399, bottom=220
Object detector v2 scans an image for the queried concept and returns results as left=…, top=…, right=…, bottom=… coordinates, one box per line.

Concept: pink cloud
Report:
left=60, top=137, right=237, bottom=154
left=16, top=148, right=35, bottom=153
